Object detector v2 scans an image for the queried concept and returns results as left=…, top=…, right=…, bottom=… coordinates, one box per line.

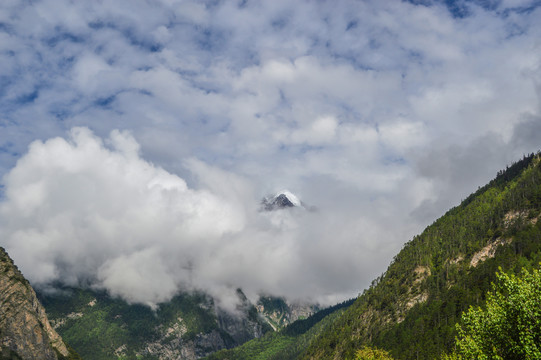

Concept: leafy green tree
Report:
left=453, top=267, right=541, bottom=359
left=355, top=346, right=395, bottom=360
left=441, top=353, right=462, bottom=360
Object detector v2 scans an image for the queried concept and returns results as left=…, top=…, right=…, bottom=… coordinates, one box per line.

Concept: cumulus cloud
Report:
left=0, top=128, right=399, bottom=309
left=0, top=128, right=246, bottom=307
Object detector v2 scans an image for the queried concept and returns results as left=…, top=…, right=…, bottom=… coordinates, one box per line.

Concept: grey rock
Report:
left=0, top=247, right=69, bottom=360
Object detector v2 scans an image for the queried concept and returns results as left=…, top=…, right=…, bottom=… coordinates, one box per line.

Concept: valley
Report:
left=1, top=0, right=540, bottom=359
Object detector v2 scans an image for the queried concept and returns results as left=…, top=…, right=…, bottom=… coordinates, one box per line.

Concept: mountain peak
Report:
left=261, top=190, right=303, bottom=211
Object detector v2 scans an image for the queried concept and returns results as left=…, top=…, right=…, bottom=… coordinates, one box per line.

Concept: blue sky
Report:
left=0, top=0, right=540, bottom=308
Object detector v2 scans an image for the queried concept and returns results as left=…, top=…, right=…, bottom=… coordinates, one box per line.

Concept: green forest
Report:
left=40, top=289, right=227, bottom=360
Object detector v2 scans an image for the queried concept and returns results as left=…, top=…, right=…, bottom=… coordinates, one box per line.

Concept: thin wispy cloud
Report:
left=0, top=0, right=540, bottom=308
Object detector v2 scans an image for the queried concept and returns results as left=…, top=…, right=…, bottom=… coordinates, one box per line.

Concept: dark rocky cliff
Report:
left=0, top=246, right=70, bottom=360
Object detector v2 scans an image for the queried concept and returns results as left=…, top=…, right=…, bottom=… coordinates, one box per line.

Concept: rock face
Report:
left=136, top=290, right=268, bottom=360
left=0, top=247, right=70, bottom=360
left=136, top=310, right=266, bottom=360
left=256, top=296, right=317, bottom=330
left=42, top=286, right=276, bottom=360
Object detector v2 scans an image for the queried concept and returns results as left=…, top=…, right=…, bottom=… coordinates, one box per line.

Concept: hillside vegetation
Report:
left=450, top=267, right=541, bottom=359
left=302, top=153, right=541, bottom=359
left=39, top=288, right=275, bottom=360
left=205, top=299, right=354, bottom=360
left=39, top=286, right=318, bottom=359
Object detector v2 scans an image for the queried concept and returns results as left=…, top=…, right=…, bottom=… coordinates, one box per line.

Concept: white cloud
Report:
left=72, top=53, right=113, bottom=92
left=290, top=116, right=338, bottom=145
left=0, top=128, right=246, bottom=307
left=1, top=128, right=409, bottom=309
left=379, top=120, right=427, bottom=151
left=98, top=248, right=179, bottom=309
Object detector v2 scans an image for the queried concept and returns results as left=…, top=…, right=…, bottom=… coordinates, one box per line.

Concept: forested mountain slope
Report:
left=39, top=286, right=315, bottom=360
left=205, top=299, right=354, bottom=360
left=302, top=153, right=541, bottom=359
left=39, top=287, right=274, bottom=360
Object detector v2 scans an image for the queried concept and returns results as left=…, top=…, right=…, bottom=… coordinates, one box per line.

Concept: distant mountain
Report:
left=256, top=296, right=317, bottom=331
left=207, top=152, right=541, bottom=360
left=38, top=287, right=316, bottom=360
left=39, top=288, right=266, bottom=360
left=0, top=247, right=79, bottom=360
left=261, top=190, right=311, bottom=211
left=205, top=299, right=354, bottom=360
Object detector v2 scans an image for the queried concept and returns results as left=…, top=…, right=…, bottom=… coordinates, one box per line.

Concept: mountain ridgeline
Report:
left=206, top=152, right=541, bottom=360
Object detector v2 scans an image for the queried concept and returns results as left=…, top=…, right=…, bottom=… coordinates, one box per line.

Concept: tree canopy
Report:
left=451, top=267, right=541, bottom=359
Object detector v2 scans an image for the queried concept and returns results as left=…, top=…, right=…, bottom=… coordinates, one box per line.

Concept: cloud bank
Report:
left=1, top=0, right=541, bottom=308
left=1, top=128, right=394, bottom=309
left=0, top=128, right=243, bottom=306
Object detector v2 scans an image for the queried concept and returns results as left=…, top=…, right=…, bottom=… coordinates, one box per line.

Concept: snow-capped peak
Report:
left=261, top=190, right=304, bottom=211
left=277, top=190, right=301, bottom=207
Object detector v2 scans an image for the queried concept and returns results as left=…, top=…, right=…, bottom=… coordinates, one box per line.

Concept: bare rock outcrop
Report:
left=0, top=247, right=70, bottom=360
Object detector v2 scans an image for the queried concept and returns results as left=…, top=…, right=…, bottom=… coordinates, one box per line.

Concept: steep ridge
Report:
left=301, top=153, right=541, bottom=359
left=0, top=247, right=77, bottom=360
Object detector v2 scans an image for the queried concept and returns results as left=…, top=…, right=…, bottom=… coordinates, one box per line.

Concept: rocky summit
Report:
left=261, top=191, right=303, bottom=211
left=0, top=246, right=70, bottom=360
